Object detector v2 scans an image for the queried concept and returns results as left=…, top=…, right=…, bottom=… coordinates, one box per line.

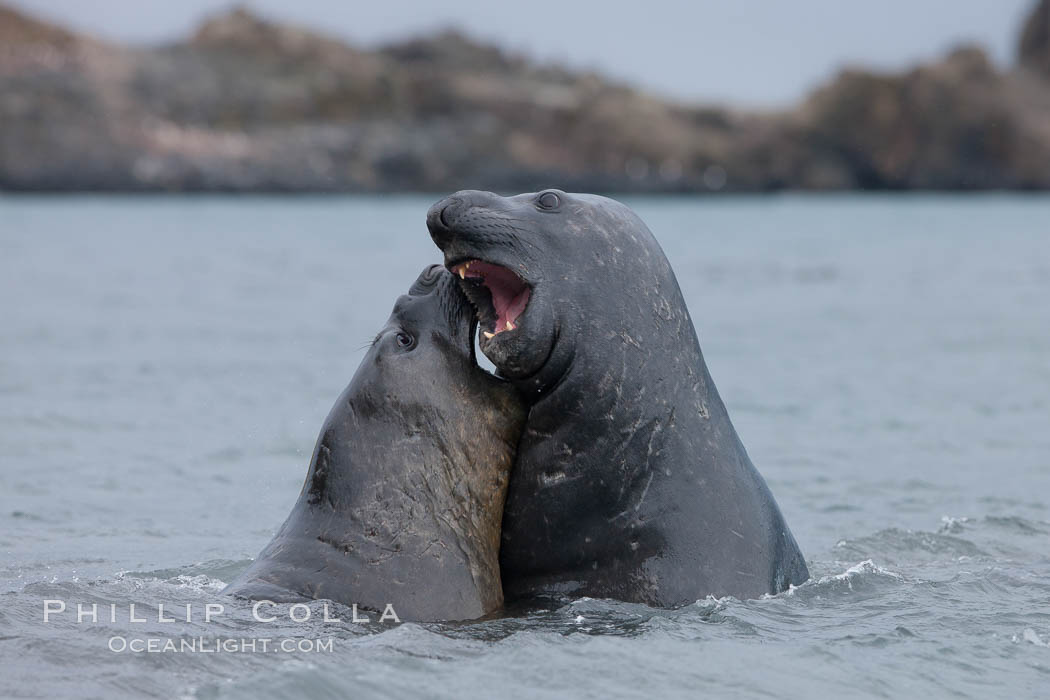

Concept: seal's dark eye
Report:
left=537, top=191, right=560, bottom=210
left=395, top=332, right=415, bottom=349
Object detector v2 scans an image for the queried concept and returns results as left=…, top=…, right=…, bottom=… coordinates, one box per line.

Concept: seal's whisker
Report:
left=356, top=333, right=382, bottom=351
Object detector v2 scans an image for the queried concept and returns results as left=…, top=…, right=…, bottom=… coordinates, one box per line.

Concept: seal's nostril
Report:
left=437, top=196, right=466, bottom=229
left=407, top=264, right=446, bottom=296
left=426, top=196, right=460, bottom=240
left=426, top=193, right=478, bottom=245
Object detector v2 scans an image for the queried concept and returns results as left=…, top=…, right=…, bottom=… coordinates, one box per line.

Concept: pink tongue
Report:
left=468, top=262, right=530, bottom=330
left=495, top=285, right=530, bottom=329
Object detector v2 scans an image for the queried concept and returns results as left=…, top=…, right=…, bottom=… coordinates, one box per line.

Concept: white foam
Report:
left=1020, top=628, right=1048, bottom=647
left=812, top=560, right=903, bottom=591
left=172, top=574, right=227, bottom=592
left=694, top=594, right=731, bottom=608
left=938, top=515, right=972, bottom=533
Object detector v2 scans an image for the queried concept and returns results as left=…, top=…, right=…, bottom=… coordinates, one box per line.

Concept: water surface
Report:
left=1, top=194, right=1048, bottom=698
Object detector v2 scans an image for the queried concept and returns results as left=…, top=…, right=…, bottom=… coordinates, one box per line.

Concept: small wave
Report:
left=937, top=515, right=973, bottom=534
left=694, top=594, right=732, bottom=612
left=1017, top=628, right=1048, bottom=647
left=934, top=515, right=1050, bottom=560
left=815, top=559, right=902, bottom=589
left=983, top=516, right=1049, bottom=536
left=170, top=574, right=228, bottom=592
left=834, top=527, right=986, bottom=564
left=8, top=510, right=46, bottom=522
left=939, top=514, right=1050, bottom=536
left=121, top=559, right=251, bottom=585
left=779, top=559, right=907, bottom=601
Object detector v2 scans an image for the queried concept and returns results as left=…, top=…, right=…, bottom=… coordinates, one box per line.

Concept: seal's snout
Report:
left=426, top=196, right=462, bottom=248
left=437, top=200, right=458, bottom=229
left=407, top=263, right=447, bottom=297
left=426, top=190, right=497, bottom=249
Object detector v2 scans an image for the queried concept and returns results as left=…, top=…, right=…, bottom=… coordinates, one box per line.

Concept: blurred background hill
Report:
left=1, top=0, right=1048, bottom=192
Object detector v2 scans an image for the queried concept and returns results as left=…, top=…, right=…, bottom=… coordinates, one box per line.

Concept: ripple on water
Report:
left=833, top=527, right=988, bottom=564
left=121, top=559, right=252, bottom=585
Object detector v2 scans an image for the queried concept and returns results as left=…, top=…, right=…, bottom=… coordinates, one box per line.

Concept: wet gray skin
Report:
left=427, top=190, right=809, bottom=606
left=223, top=265, right=526, bottom=621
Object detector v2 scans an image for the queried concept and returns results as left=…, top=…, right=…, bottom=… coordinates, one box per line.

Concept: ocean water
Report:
left=1, top=193, right=1048, bottom=699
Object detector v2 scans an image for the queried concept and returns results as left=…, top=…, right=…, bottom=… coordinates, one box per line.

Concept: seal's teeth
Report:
left=506, top=320, right=515, bottom=331
left=483, top=331, right=495, bottom=339
left=458, top=267, right=465, bottom=279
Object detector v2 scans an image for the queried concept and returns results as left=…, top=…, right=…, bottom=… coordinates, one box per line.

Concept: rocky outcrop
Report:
left=784, top=46, right=1050, bottom=189
left=1020, top=0, right=1050, bottom=78
left=2, top=2, right=1049, bottom=192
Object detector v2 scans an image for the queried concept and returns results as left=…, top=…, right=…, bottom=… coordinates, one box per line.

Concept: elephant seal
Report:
left=223, top=266, right=526, bottom=621
left=426, top=189, right=809, bottom=606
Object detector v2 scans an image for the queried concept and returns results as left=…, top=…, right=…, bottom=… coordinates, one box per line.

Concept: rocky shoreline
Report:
left=2, top=1, right=1048, bottom=193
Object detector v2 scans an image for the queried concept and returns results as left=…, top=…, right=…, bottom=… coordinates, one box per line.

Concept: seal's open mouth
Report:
left=450, top=260, right=531, bottom=340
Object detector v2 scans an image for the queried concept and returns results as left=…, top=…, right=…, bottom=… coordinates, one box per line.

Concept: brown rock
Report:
left=1019, top=0, right=1050, bottom=78
left=1, top=2, right=1049, bottom=192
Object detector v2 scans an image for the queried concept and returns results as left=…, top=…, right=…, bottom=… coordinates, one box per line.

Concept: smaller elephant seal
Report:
left=427, top=189, right=809, bottom=606
left=223, top=266, right=526, bottom=622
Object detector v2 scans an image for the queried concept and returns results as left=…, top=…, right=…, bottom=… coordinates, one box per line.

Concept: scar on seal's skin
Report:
left=427, top=189, right=809, bottom=606
left=223, top=265, right=526, bottom=622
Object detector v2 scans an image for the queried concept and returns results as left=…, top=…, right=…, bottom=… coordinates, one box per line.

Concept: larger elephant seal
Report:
left=426, top=189, right=809, bottom=605
left=223, top=266, right=526, bottom=621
